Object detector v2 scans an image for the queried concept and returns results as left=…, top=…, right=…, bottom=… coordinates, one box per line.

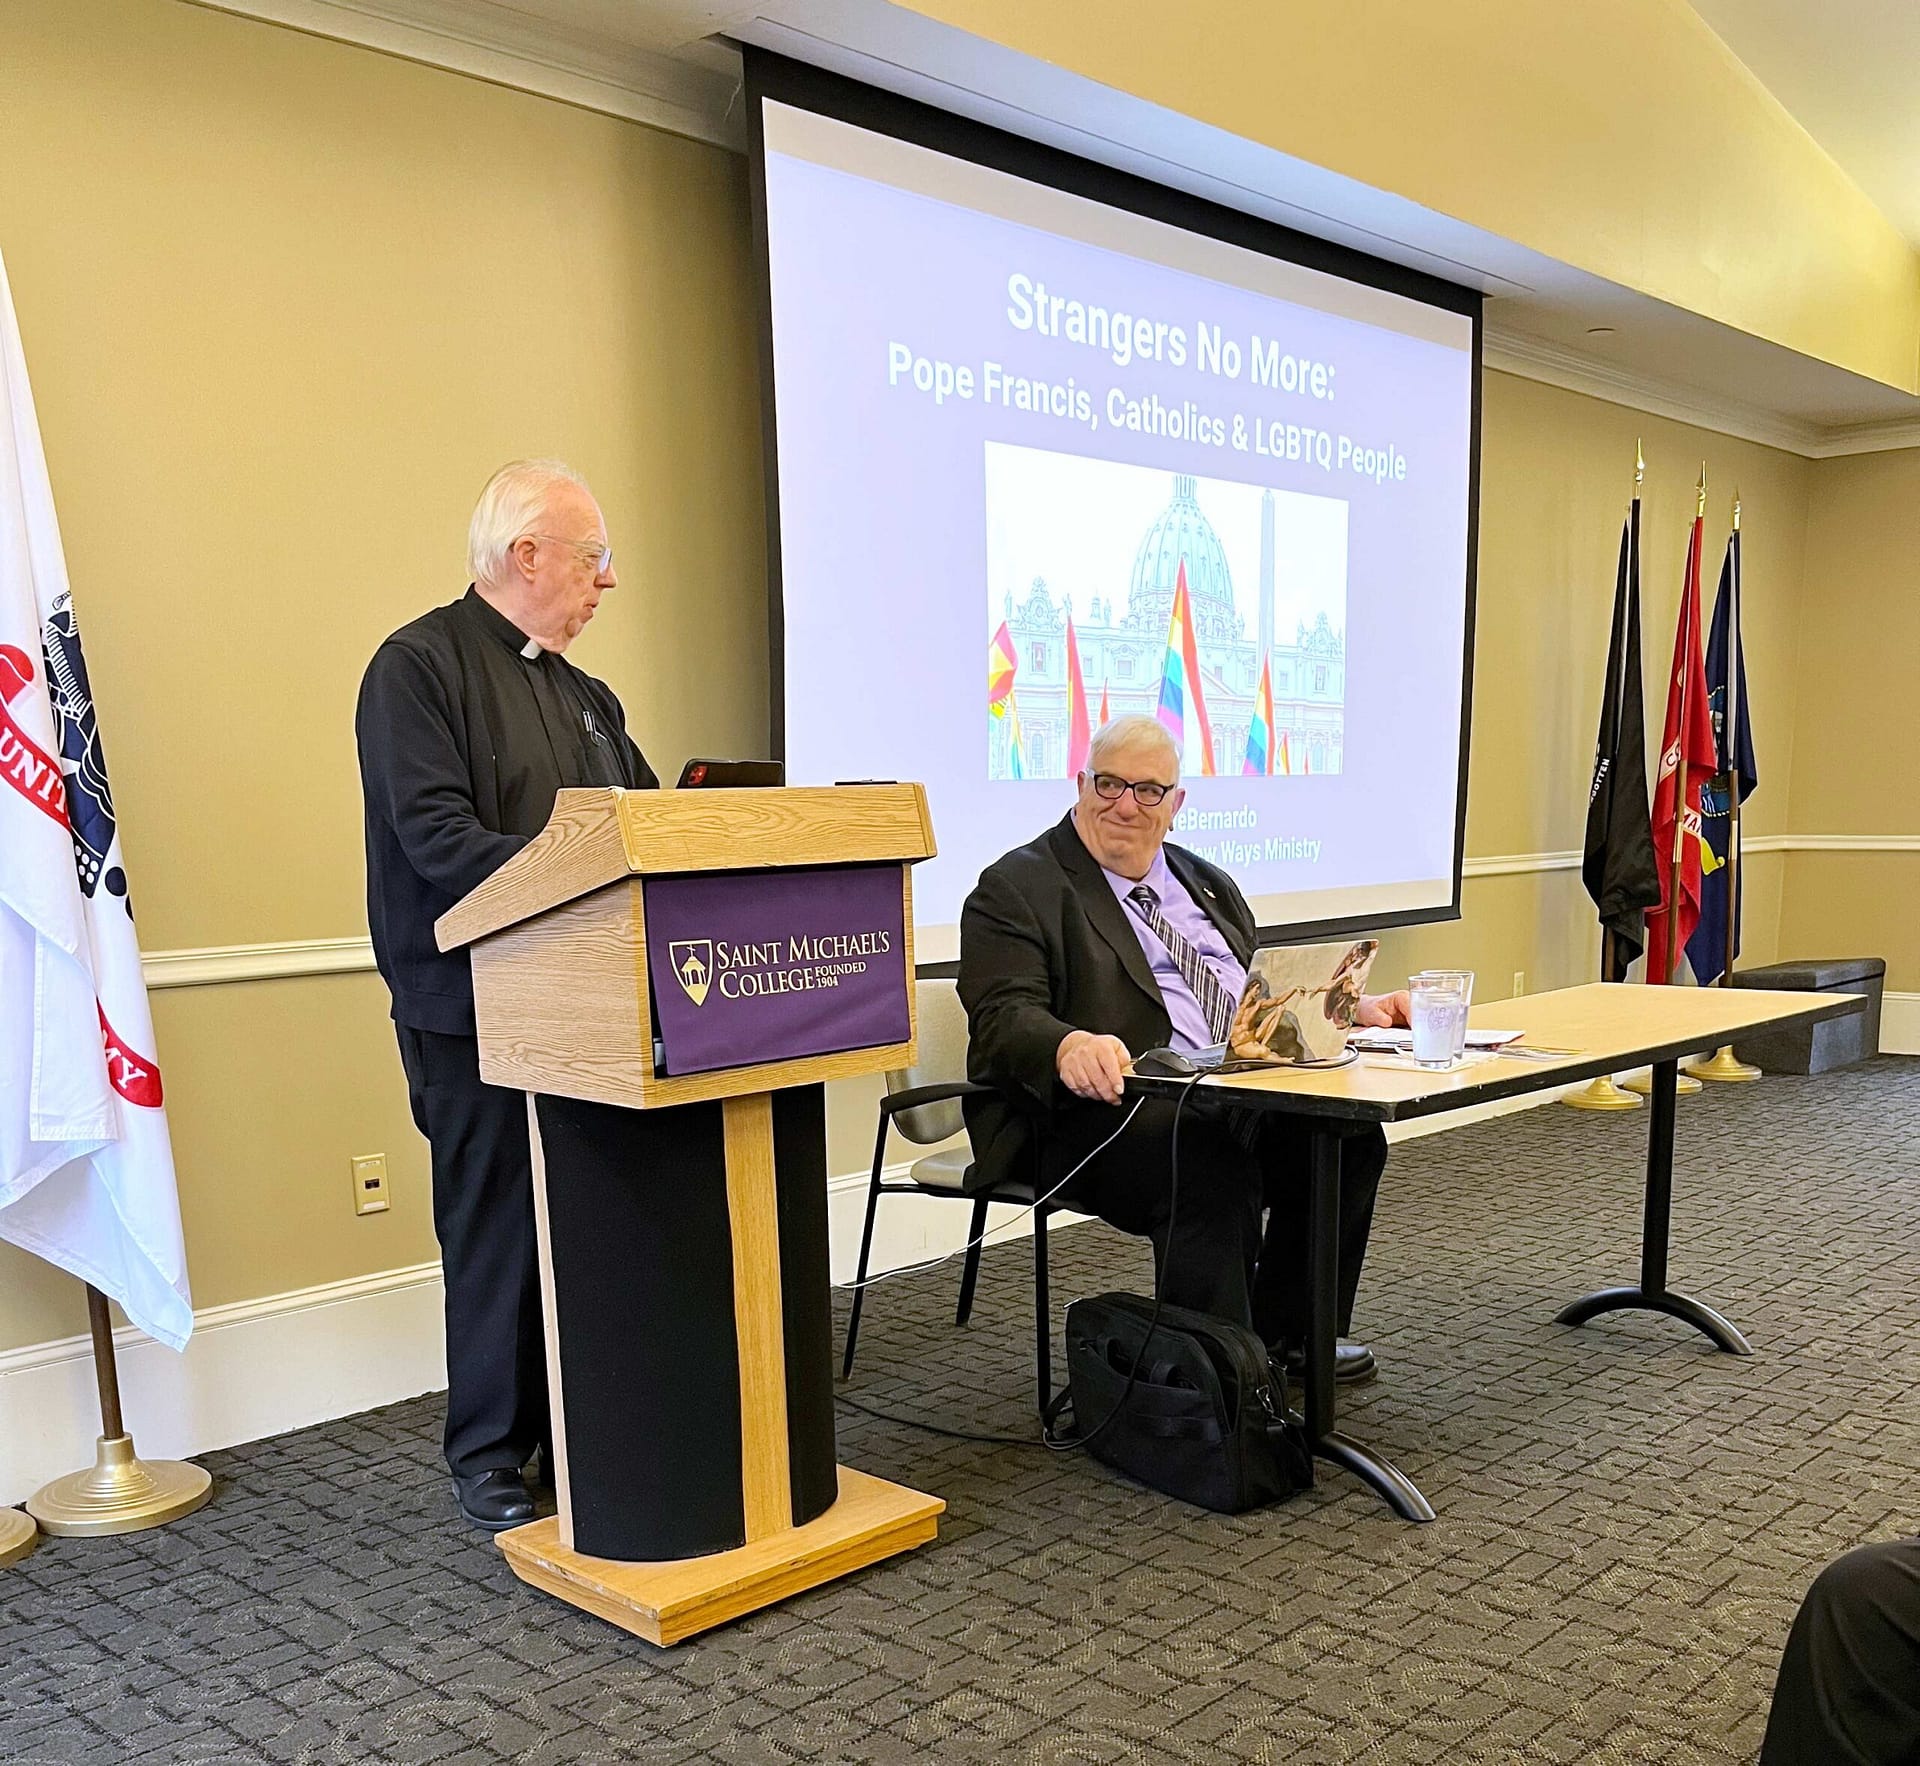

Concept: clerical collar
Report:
left=460, top=585, right=544, bottom=660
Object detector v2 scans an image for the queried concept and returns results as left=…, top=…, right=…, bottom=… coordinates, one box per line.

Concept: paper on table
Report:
left=1350, top=1028, right=1525, bottom=1052
left=1362, top=1051, right=1503, bottom=1072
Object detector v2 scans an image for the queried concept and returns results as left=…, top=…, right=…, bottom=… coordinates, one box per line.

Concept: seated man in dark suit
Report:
left=958, top=713, right=1409, bottom=1383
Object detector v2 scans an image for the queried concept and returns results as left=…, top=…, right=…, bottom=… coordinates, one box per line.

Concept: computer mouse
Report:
left=1132, top=1047, right=1198, bottom=1078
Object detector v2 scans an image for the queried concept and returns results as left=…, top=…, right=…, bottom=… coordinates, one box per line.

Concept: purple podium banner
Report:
left=644, top=864, right=910, bottom=1077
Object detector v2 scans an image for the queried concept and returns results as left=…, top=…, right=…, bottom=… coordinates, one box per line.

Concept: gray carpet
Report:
left=3, top=1059, right=1916, bottom=1764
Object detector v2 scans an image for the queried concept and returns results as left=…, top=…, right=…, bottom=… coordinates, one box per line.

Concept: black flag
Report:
left=1582, top=498, right=1662, bottom=979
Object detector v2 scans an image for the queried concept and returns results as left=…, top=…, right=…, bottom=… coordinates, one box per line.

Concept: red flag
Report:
left=1064, top=613, right=1091, bottom=776
left=1645, top=511, right=1719, bottom=981
left=1097, top=678, right=1110, bottom=727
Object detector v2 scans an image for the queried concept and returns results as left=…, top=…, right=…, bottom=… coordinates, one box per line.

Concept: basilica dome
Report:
left=1125, top=474, right=1239, bottom=642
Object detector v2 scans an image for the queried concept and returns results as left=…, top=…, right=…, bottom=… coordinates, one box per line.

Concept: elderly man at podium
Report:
left=356, top=459, right=657, bottom=1530
left=958, top=714, right=1405, bottom=1386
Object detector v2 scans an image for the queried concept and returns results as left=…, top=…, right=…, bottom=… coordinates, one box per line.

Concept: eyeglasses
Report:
left=526, top=533, right=613, bottom=574
left=1089, top=772, right=1174, bottom=807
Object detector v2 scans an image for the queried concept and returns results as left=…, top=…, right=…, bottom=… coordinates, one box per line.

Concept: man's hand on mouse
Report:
left=1056, top=1029, right=1133, bottom=1104
left=1357, top=989, right=1412, bottom=1029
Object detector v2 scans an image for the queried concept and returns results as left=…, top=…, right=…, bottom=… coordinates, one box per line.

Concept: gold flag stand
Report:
left=1689, top=488, right=1761, bottom=1084
left=1565, top=1071, right=1644, bottom=1111
left=1622, top=1066, right=1702, bottom=1097
left=1567, top=445, right=1647, bottom=1114
left=25, top=1286, right=212, bottom=1537
left=0, top=1505, right=36, bottom=1567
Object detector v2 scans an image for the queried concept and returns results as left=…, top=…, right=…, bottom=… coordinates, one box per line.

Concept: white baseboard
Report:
left=0, top=1263, right=446, bottom=1507
left=1880, top=992, right=1920, bottom=1055
left=0, top=1077, right=1660, bottom=1505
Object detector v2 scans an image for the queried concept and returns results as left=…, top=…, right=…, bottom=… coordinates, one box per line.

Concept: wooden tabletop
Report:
left=1133, top=982, right=1864, bottom=1123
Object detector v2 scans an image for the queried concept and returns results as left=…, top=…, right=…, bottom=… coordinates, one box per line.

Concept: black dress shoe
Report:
left=452, top=1469, right=536, bottom=1531
left=1277, top=1341, right=1379, bottom=1385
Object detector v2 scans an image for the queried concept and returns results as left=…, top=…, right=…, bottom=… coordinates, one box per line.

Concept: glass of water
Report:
left=1409, top=974, right=1468, bottom=1069
left=1411, top=969, right=1475, bottom=1057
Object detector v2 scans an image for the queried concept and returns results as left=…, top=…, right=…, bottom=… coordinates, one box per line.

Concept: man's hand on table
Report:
left=1056, top=1030, right=1133, bottom=1104
left=1358, top=990, right=1412, bottom=1029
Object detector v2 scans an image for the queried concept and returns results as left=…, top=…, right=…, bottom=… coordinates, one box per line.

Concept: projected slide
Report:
left=984, top=447, right=1348, bottom=783
left=760, top=96, right=1475, bottom=953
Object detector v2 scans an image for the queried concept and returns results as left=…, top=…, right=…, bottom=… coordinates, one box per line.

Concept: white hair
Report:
left=1087, top=713, right=1179, bottom=779
left=466, top=458, right=592, bottom=588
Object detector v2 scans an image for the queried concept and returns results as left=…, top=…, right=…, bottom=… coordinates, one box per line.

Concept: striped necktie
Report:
left=1128, top=885, right=1235, bottom=1043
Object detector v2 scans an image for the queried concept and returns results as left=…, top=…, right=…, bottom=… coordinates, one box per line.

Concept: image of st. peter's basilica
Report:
left=985, top=445, right=1349, bottom=781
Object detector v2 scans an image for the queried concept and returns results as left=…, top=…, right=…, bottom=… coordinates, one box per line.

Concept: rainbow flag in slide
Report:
left=1064, top=613, right=1091, bottom=776
left=987, top=620, right=1016, bottom=717
left=1243, top=653, right=1275, bottom=775
left=1155, top=561, right=1214, bottom=776
left=1098, top=678, right=1110, bottom=727
left=1005, top=691, right=1026, bottom=779
left=1277, top=729, right=1292, bottom=775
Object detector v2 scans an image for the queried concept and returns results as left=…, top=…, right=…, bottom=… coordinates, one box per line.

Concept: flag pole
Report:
left=24, top=1284, right=212, bottom=1537
left=1568, top=440, right=1649, bottom=1112
left=1663, top=465, right=1706, bottom=988
left=1627, top=462, right=1708, bottom=1097
left=1693, top=488, right=1761, bottom=1081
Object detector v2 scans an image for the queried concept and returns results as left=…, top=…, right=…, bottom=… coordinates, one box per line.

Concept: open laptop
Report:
left=675, top=758, right=783, bottom=789
left=1182, top=937, right=1380, bottom=1071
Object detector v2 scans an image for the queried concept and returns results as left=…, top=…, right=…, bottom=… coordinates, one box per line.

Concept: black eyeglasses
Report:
left=1089, top=772, right=1174, bottom=807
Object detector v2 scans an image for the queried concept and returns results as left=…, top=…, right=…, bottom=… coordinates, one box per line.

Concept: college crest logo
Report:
left=669, top=940, right=714, bottom=1006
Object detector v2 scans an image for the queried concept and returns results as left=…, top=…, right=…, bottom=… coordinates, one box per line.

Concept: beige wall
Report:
left=1776, top=448, right=1920, bottom=986
left=0, top=1, right=1905, bottom=1357
left=1365, top=372, right=1808, bottom=1002
left=0, top=0, right=767, bottom=1349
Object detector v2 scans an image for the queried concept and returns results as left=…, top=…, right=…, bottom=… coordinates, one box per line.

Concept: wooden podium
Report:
left=435, top=784, right=944, bottom=1645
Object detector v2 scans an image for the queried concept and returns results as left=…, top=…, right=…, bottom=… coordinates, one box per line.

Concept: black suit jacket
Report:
left=956, top=814, right=1256, bottom=1186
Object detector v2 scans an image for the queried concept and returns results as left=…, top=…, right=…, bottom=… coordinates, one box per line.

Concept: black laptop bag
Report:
left=1058, top=1292, right=1312, bottom=1513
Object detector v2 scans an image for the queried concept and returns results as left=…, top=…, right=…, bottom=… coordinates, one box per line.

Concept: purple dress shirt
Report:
left=1102, top=848, right=1248, bottom=1051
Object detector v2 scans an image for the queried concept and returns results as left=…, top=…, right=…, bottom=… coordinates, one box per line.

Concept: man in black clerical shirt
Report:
left=357, top=459, right=656, bottom=1529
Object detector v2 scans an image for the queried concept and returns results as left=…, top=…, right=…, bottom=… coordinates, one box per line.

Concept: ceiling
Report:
left=194, top=0, right=1920, bottom=450
left=1688, top=0, right=1920, bottom=249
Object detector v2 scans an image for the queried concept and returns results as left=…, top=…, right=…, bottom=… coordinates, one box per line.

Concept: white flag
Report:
left=0, top=246, right=191, bottom=1351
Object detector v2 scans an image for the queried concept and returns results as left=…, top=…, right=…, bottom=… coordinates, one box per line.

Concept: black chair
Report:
left=841, top=979, right=1057, bottom=1414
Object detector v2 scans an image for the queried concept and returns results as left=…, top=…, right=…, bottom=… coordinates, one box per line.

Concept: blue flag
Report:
left=1685, top=531, right=1758, bottom=983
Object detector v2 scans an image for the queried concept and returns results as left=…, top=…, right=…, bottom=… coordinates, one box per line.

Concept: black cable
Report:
left=833, top=1097, right=1144, bottom=1294
left=832, top=1392, right=1040, bottom=1448
left=1042, top=1069, right=1202, bottom=1454
left=832, top=1074, right=1193, bottom=1455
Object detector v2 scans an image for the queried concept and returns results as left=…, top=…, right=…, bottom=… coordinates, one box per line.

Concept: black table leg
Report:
left=1305, top=1125, right=1434, bottom=1522
left=1556, top=1058, right=1752, bottom=1354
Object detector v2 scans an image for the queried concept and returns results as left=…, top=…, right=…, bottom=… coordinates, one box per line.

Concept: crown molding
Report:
left=183, top=0, right=743, bottom=147
left=1801, top=420, right=1920, bottom=460
left=1483, top=327, right=1822, bottom=456
left=1483, top=328, right=1920, bottom=461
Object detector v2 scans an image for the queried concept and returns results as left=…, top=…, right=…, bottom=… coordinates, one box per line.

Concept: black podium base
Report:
left=530, top=1085, right=838, bottom=1561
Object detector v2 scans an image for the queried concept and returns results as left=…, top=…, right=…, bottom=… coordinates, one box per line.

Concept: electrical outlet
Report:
left=351, top=1153, right=390, bottom=1216
left=1512, top=970, right=1526, bottom=998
